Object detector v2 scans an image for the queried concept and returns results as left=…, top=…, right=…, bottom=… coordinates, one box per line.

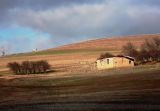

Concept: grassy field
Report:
left=0, top=34, right=160, bottom=111
left=0, top=64, right=160, bottom=111
left=6, top=48, right=115, bottom=57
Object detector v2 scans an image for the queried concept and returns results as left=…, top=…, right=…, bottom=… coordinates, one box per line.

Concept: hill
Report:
left=1, top=34, right=160, bottom=73
left=0, top=34, right=160, bottom=110
left=52, top=34, right=160, bottom=51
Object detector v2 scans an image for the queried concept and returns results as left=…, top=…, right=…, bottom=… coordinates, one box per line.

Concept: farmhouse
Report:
left=96, top=55, right=135, bottom=70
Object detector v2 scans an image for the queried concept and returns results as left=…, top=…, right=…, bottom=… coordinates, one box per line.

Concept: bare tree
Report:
left=137, top=49, right=150, bottom=63
left=22, top=61, right=30, bottom=74
left=0, top=47, right=6, bottom=56
left=140, top=38, right=160, bottom=61
left=42, top=61, right=51, bottom=73
left=8, top=60, right=51, bottom=74
left=7, top=62, right=21, bottom=74
left=122, top=42, right=139, bottom=58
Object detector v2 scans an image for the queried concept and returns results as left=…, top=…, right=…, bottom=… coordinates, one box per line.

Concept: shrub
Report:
left=7, top=60, right=51, bottom=74
left=139, top=38, right=160, bottom=62
left=97, top=52, right=114, bottom=60
left=122, top=42, right=139, bottom=58
left=122, top=38, right=160, bottom=64
left=7, top=62, right=20, bottom=74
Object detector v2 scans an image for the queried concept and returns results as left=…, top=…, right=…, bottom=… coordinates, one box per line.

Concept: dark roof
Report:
left=98, top=55, right=135, bottom=61
left=116, top=55, right=134, bottom=61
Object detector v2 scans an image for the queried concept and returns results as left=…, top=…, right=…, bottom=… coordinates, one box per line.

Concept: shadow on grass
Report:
left=0, top=100, right=160, bottom=111
left=11, top=69, right=58, bottom=75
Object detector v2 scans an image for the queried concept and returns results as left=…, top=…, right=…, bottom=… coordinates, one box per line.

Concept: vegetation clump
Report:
left=97, top=52, right=114, bottom=60
left=122, top=38, right=160, bottom=64
left=7, top=60, right=51, bottom=74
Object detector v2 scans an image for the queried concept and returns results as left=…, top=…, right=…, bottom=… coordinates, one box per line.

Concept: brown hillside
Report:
left=1, top=34, right=160, bottom=73
left=52, top=34, right=160, bottom=50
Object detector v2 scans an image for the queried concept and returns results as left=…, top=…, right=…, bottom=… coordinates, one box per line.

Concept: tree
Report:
left=140, top=38, right=160, bottom=61
left=7, top=62, right=21, bottom=74
left=122, top=42, right=139, bottom=58
left=21, top=61, right=30, bottom=74
left=137, top=49, right=150, bottom=63
left=152, top=38, right=160, bottom=61
left=122, top=38, right=160, bottom=64
left=7, top=60, right=51, bottom=74
left=42, top=61, right=51, bottom=73
left=0, top=47, right=6, bottom=56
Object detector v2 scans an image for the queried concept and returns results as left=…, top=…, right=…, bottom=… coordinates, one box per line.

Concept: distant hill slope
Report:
left=51, top=34, right=160, bottom=51
left=5, top=34, right=160, bottom=58
left=1, top=34, right=160, bottom=71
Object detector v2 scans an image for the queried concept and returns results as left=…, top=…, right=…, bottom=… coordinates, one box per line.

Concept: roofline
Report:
left=97, top=55, right=135, bottom=61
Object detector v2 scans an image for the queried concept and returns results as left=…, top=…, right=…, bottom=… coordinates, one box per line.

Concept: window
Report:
left=107, top=59, right=109, bottom=64
left=129, top=60, right=131, bottom=64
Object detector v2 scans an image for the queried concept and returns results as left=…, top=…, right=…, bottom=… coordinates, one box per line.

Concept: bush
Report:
left=7, top=62, right=21, bottom=74
left=7, top=60, right=51, bottom=74
left=136, top=38, right=160, bottom=62
left=97, top=52, right=114, bottom=60
left=122, top=42, right=139, bottom=58
left=122, top=38, right=160, bottom=64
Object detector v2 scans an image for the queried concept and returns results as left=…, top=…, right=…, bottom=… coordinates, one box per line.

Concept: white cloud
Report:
left=33, top=36, right=54, bottom=50
left=4, top=0, right=160, bottom=38
left=1, top=0, right=160, bottom=53
left=11, top=1, right=128, bottom=38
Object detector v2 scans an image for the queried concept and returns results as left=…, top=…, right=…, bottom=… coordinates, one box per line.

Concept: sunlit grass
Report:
left=4, top=48, right=119, bottom=57
left=0, top=70, right=12, bottom=76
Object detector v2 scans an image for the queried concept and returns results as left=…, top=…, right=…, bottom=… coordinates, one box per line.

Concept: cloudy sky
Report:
left=0, top=0, right=160, bottom=53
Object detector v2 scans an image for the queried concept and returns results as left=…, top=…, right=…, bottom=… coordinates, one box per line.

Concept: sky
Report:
left=0, top=0, right=160, bottom=54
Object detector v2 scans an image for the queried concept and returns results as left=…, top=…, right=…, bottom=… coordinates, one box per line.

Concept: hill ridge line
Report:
left=50, top=34, right=160, bottom=50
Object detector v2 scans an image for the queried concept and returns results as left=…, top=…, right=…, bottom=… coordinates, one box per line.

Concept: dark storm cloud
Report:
left=1, top=0, right=160, bottom=36
left=130, top=0, right=160, bottom=6
left=0, top=0, right=103, bottom=10
left=10, top=0, right=160, bottom=37
left=0, top=0, right=104, bottom=26
left=0, top=0, right=160, bottom=53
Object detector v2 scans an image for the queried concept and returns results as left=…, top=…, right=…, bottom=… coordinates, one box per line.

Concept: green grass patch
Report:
left=5, top=48, right=118, bottom=57
left=7, top=76, right=88, bottom=87
left=0, top=70, right=12, bottom=76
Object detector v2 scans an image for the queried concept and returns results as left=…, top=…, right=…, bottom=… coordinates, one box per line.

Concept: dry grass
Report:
left=0, top=34, right=160, bottom=110
left=52, top=34, right=160, bottom=50
left=0, top=64, right=160, bottom=110
left=0, top=67, right=160, bottom=104
left=0, top=34, right=159, bottom=75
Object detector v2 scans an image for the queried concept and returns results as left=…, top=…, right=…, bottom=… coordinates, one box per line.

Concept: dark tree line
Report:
left=122, top=38, right=160, bottom=64
left=7, top=60, right=51, bottom=74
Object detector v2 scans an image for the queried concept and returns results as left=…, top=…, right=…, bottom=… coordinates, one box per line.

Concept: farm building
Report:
left=96, top=55, right=135, bottom=70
